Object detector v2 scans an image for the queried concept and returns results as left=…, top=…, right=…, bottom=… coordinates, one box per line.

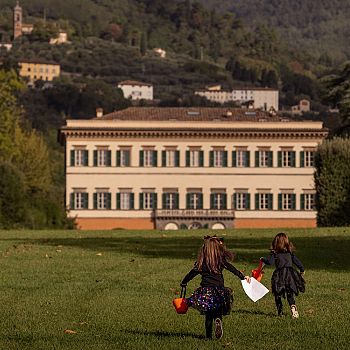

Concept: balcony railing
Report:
left=155, top=209, right=235, bottom=218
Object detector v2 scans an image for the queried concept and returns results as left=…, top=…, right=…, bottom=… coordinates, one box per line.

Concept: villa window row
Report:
left=70, top=148, right=315, bottom=168
left=70, top=191, right=315, bottom=211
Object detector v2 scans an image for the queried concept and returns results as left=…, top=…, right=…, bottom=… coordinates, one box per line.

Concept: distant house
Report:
left=49, top=31, right=68, bottom=45
left=292, top=99, right=310, bottom=115
left=153, top=48, right=166, bottom=58
left=18, top=60, right=60, bottom=83
left=195, top=85, right=279, bottom=111
left=0, top=43, right=12, bottom=51
left=118, top=80, right=153, bottom=100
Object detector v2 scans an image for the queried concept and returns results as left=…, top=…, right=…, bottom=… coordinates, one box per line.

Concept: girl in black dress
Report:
left=260, top=232, right=305, bottom=318
left=181, top=235, right=250, bottom=339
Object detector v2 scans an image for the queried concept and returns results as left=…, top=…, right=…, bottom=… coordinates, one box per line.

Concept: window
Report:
left=255, top=193, right=273, bottom=210
left=278, top=150, right=296, bottom=167
left=162, top=192, right=179, bottom=209
left=232, top=150, right=250, bottom=167
left=70, top=192, right=88, bottom=209
left=210, top=150, right=227, bottom=167
left=71, top=149, right=88, bottom=166
left=186, top=193, right=203, bottom=209
left=255, top=150, right=273, bottom=167
left=116, top=149, right=131, bottom=167
left=93, top=149, right=111, bottom=167
left=93, top=192, right=111, bottom=210
left=186, top=150, right=204, bottom=167
left=162, top=150, right=179, bottom=167
left=233, top=192, right=250, bottom=210
left=301, top=193, right=315, bottom=210
left=300, top=151, right=315, bottom=167
left=210, top=192, right=227, bottom=210
left=140, top=150, right=157, bottom=167
left=139, top=192, right=157, bottom=209
left=278, top=193, right=296, bottom=210
left=117, top=192, right=134, bottom=210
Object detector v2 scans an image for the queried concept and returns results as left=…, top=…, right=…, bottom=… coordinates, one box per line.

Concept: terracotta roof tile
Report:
left=118, top=80, right=153, bottom=87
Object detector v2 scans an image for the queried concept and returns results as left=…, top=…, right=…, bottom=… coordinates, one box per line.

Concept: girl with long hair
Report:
left=180, top=235, right=250, bottom=339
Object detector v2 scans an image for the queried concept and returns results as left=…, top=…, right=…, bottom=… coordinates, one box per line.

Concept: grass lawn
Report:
left=0, top=227, right=349, bottom=350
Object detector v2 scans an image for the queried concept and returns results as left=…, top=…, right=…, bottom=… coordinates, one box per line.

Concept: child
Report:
left=260, top=232, right=305, bottom=318
left=180, top=235, right=250, bottom=339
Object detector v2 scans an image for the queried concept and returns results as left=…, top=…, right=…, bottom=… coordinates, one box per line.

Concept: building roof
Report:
left=98, top=107, right=287, bottom=122
left=196, top=87, right=278, bottom=93
left=118, top=80, right=153, bottom=87
left=18, top=59, right=60, bottom=66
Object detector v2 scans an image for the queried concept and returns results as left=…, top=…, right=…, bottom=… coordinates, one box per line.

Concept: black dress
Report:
left=262, top=252, right=305, bottom=296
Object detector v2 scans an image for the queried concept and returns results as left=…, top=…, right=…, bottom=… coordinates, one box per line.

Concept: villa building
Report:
left=59, top=107, right=327, bottom=230
left=118, top=80, right=153, bottom=100
left=195, top=85, right=279, bottom=111
left=18, top=60, right=60, bottom=83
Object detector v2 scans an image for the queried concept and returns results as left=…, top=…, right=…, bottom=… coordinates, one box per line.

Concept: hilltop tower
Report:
left=13, top=1, right=22, bottom=39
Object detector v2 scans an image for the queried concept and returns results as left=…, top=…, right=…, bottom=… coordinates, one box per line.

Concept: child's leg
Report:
left=286, top=291, right=299, bottom=318
left=205, top=312, right=214, bottom=339
left=274, top=294, right=283, bottom=315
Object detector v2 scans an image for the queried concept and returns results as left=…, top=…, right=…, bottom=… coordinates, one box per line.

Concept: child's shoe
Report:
left=214, top=318, right=223, bottom=339
left=291, top=305, right=299, bottom=319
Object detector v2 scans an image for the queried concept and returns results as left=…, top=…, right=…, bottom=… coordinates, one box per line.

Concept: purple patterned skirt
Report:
left=187, top=286, right=233, bottom=315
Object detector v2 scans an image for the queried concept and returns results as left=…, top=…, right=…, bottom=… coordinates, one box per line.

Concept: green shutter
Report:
left=300, top=194, right=305, bottom=210
left=125, top=150, right=130, bottom=166
left=199, top=151, right=204, bottom=167
left=278, top=151, right=282, bottom=167
left=139, top=150, right=144, bottom=167
left=300, top=151, right=305, bottom=167
left=139, top=193, right=144, bottom=209
left=107, top=193, right=111, bottom=209
left=162, top=193, right=167, bottom=209
left=210, top=193, right=215, bottom=209
left=70, top=150, right=75, bottom=166
left=292, top=194, right=296, bottom=210
left=268, top=151, right=273, bottom=167
left=268, top=193, right=273, bottom=210
left=116, top=150, right=121, bottom=167
left=175, top=193, right=179, bottom=209
left=291, top=152, right=296, bottom=167
left=245, top=151, right=250, bottom=167
left=70, top=193, right=75, bottom=209
left=186, top=151, right=190, bottom=167
left=255, top=151, right=259, bottom=167
left=175, top=151, right=180, bottom=167
left=93, top=193, right=97, bottom=209
left=83, top=193, right=89, bottom=209
left=93, top=150, right=98, bottom=166
left=198, top=193, right=203, bottom=209
left=153, top=193, right=158, bottom=209
left=233, top=193, right=237, bottom=209
left=130, top=193, right=134, bottom=209
left=162, top=151, right=166, bottom=167
left=255, top=193, right=259, bottom=210
left=186, top=193, right=190, bottom=209
left=107, top=151, right=111, bottom=166
left=153, top=151, right=158, bottom=167
left=116, top=193, right=121, bottom=210
left=232, top=151, right=237, bottom=167
left=223, top=151, right=228, bottom=167
left=246, top=193, right=251, bottom=210
left=84, top=150, right=89, bottom=166
left=222, top=193, right=227, bottom=209
left=209, top=151, right=214, bottom=167
left=278, top=194, right=282, bottom=210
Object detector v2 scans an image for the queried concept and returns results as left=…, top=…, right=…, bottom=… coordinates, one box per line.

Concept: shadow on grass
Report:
left=2, top=234, right=350, bottom=271
left=234, top=309, right=276, bottom=317
left=124, top=329, right=206, bottom=339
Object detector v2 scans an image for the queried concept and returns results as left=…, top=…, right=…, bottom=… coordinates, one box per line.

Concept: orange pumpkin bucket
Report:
left=252, top=261, right=265, bottom=282
left=173, top=286, right=188, bottom=314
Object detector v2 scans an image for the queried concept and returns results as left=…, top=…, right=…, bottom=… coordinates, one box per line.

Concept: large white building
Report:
left=60, top=107, right=327, bottom=230
left=195, top=85, right=279, bottom=111
left=118, top=80, right=153, bottom=100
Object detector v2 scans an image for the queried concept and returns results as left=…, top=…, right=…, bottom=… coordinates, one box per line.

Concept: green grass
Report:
left=0, top=228, right=349, bottom=350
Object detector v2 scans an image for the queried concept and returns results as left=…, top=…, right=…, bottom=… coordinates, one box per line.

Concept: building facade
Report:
left=18, top=60, right=60, bottom=83
left=60, top=107, right=327, bottom=230
left=118, top=80, right=153, bottom=100
left=195, top=86, right=279, bottom=111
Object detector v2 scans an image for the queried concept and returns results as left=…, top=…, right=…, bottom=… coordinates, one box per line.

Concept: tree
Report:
left=314, top=138, right=350, bottom=226
left=140, top=32, right=147, bottom=56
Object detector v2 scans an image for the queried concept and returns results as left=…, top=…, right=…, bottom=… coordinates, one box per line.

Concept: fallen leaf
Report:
left=130, top=259, right=135, bottom=262
left=56, top=249, right=62, bottom=253
left=64, top=329, right=77, bottom=334
left=96, top=253, right=102, bottom=256
left=338, top=288, right=346, bottom=292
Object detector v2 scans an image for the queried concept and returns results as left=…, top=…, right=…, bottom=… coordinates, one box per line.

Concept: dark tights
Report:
left=205, top=310, right=222, bottom=339
left=275, top=291, right=296, bottom=314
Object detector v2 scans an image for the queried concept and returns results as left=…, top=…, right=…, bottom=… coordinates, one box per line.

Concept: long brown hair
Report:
left=196, top=235, right=234, bottom=274
left=271, top=232, right=294, bottom=253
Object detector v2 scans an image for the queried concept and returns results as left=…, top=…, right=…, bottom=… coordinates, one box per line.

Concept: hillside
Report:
left=199, top=0, right=350, bottom=63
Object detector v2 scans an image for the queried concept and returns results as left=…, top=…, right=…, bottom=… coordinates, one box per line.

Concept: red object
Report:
left=173, top=297, right=188, bottom=314
left=252, top=260, right=265, bottom=282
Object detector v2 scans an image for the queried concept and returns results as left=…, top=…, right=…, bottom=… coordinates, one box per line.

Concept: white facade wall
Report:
left=118, top=84, right=153, bottom=100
